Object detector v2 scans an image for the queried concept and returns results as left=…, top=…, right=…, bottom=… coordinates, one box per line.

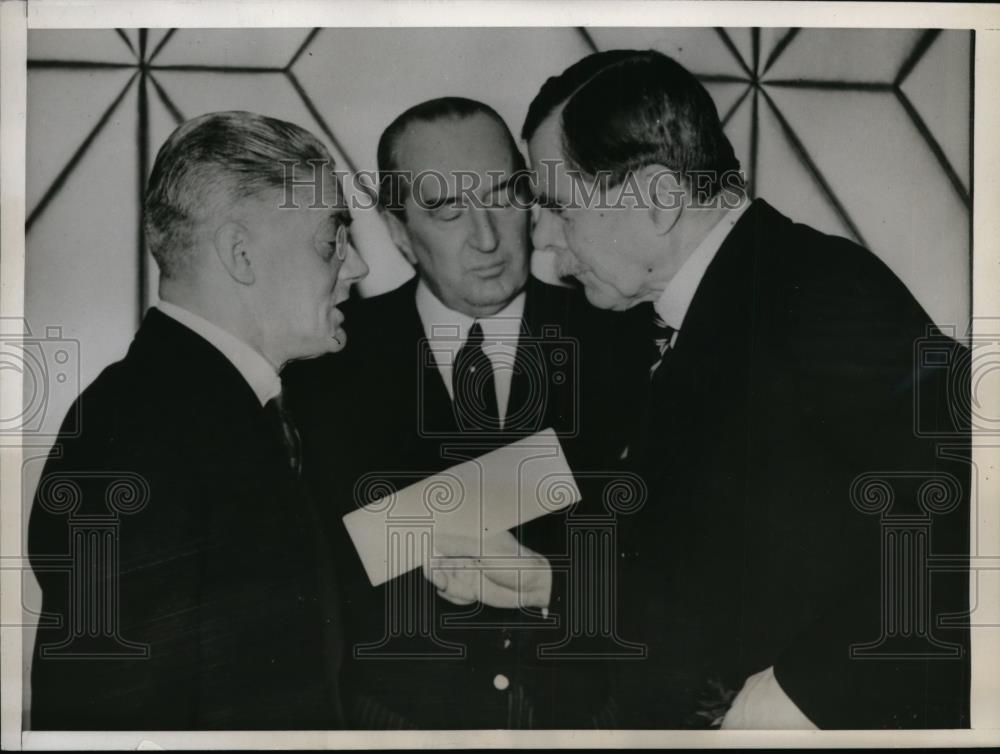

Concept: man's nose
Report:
left=343, top=242, right=369, bottom=282
left=531, top=206, right=565, bottom=254
left=468, top=207, right=499, bottom=253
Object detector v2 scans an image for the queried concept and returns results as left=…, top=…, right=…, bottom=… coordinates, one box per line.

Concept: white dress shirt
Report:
left=652, top=201, right=750, bottom=343
left=156, top=300, right=282, bottom=406
left=721, top=666, right=818, bottom=730
left=415, top=280, right=526, bottom=429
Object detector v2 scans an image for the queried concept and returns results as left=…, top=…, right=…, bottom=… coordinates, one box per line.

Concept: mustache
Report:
left=557, top=273, right=584, bottom=290
left=554, top=254, right=587, bottom=279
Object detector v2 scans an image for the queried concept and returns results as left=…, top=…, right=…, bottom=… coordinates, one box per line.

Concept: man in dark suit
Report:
left=28, top=110, right=368, bottom=729
left=285, top=97, right=647, bottom=728
left=521, top=50, right=971, bottom=729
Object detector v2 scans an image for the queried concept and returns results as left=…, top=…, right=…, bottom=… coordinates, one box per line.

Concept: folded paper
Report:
left=342, top=427, right=580, bottom=586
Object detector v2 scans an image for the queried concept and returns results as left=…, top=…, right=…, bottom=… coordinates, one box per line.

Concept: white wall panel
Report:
left=25, top=26, right=973, bottom=395
left=153, top=27, right=311, bottom=68
left=27, top=28, right=135, bottom=64
left=765, top=28, right=924, bottom=81
left=26, top=68, right=135, bottom=214
left=902, top=30, right=972, bottom=192
left=771, top=86, right=969, bottom=330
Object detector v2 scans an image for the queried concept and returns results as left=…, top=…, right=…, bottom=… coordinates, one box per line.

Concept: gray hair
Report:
left=143, top=110, right=332, bottom=279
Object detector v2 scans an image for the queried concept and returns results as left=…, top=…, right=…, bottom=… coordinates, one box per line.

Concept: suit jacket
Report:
left=616, top=199, right=970, bottom=728
left=29, top=309, right=344, bottom=730
left=285, top=276, right=647, bottom=729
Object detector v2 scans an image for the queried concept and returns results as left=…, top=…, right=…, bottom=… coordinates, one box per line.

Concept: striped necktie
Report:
left=648, top=310, right=676, bottom=379
left=264, top=391, right=302, bottom=477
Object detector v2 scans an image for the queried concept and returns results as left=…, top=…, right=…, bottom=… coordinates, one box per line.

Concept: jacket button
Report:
left=493, top=673, right=510, bottom=691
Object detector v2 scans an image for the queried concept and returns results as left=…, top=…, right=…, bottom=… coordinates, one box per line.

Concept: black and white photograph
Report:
left=1, top=0, right=998, bottom=748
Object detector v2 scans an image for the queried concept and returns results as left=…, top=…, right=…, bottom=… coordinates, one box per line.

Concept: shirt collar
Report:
left=155, top=300, right=282, bottom=406
left=654, top=202, right=750, bottom=331
left=414, top=279, right=526, bottom=343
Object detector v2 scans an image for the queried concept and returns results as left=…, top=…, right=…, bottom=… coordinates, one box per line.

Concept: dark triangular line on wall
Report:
left=138, top=28, right=148, bottom=64
left=761, top=28, right=799, bottom=76
left=148, top=64, right=286, bottom=73
left=26, top=71, right=138, bottom=231
left=751, top=28, right=760, bottom=78
left=149, top=74, right=185, bottom=125
left=714, top=28, right=753, bottom=79
left=115, top=29, right=137, bottom=59
left=895, top=28, right=941, bottom=87
left=147, top=29, right=177, bottom=65
left=577, top=28, right=599, bottom=53
left=137, top=70, right=151, bottom=322
left=759, top=89, right=867, bottom=247
left=721, top=85, right=752, bottom=127
left=286, top=28, right=321, bottom=70
left=765, top=79, right=894, bottom=92
left=893, top=88, right=970, bottom=209
left=749, top=86, right=759, bottom=199
left=696, top=73, right=750, bottom=85
left=284, top=70, right=358, bottom=174
left=28, top=60, right=136, bottom=70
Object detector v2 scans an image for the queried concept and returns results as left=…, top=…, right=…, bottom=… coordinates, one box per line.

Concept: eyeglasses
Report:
left=333, top=222, right=351, bottom=262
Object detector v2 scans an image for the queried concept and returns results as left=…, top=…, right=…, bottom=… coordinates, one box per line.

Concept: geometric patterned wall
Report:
left=26, top=27, right=973, bottom=415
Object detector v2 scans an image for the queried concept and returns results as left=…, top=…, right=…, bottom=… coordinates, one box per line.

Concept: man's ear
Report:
left=213, top=221, right=255, bottom=285
left=637, top=164, right=684, bottom=236
left=383, top=210, right=416, bottom=265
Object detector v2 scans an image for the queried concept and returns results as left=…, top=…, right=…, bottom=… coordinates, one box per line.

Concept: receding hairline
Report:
left=391, top=110, right=521, bottom=173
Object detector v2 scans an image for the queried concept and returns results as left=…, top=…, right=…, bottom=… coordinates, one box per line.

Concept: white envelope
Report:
left=342, top=428, right=580, bottom=587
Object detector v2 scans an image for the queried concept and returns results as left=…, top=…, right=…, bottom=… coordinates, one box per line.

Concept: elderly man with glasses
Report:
left=29, top=110, right=368, bottom=730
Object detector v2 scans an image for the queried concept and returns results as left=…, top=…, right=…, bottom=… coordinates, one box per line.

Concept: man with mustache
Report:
left=521, top=50, right=970, bottom=729
left=286, top=97, right=645, bottom=728
left=29, top=110, right=368, bottom=729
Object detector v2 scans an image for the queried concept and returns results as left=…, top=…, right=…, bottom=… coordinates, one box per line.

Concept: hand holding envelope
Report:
left=341, top=428, right=579, bottom=611
left=423, top=529, right=553, bottom=609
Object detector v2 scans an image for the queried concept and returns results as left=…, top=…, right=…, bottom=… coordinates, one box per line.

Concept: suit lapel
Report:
left=507, top=279, right=568, bottom=436
left=417, top=333, right=460, bottom=435
left=631, top=202, right=770, bottom=473
left=400, top=284, right=459, bottom=437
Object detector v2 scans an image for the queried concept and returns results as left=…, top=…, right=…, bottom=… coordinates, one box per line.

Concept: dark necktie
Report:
left=648, top=312, right=675, bottom=379
left=264, top=391, right=302, bottom=477
left=621, top=303, right=676, bottom=465
left=452, top=321, right=501, bottom=431
left=630, top=301, right=676, bottom=379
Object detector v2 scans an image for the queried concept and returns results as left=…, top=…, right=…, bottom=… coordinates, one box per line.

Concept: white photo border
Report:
left=2, top=0, right=998, bottom=749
